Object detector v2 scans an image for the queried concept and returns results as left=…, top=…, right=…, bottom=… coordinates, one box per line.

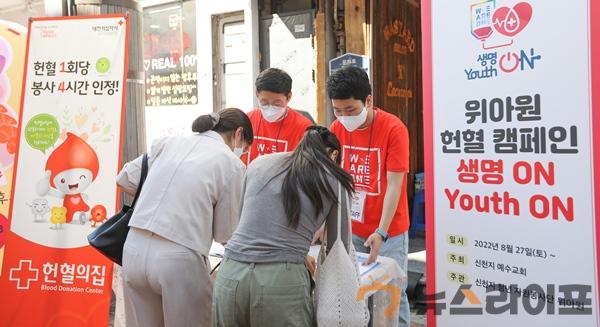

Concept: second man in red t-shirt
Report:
left=241, top=68, right=313, bottom=165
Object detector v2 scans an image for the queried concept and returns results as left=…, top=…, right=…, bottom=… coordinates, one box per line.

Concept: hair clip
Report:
left=210, top=112, right=220, bottom=126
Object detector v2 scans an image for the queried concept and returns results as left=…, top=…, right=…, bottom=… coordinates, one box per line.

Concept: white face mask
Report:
left=335, top=106, right=368, bottom=132
left=260, top=104, right=286, bottom=123
left=233, top=147, right=244, bottom=157
left=232, top=134, right=244, bottom=157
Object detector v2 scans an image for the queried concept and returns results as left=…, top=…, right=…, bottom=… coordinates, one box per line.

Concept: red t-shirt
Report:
left=330, top=108, right=410, bottom=238
left=241, top=108, right=313, bottom=165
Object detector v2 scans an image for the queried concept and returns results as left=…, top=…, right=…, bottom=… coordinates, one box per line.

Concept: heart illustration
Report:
left=70, top=197, right=80, bottom=204
left=74, top=113, right=88, bottom=128
left=143, top=59, right=150, bottom=71
left=492, top=2, right=532, bottom=37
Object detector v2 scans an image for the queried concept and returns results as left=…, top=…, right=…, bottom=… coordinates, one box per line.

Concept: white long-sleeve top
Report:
left=116, top=131, right=245, bottom=255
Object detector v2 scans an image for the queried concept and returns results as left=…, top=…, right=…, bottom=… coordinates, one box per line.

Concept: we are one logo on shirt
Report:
left=342, top=146, right=381, bottom=195
left=253, top=136, right=289, bottom=155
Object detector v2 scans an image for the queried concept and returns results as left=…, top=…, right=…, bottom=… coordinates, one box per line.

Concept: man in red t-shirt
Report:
left=328, top=66, right=410, bottom=327
left=241, top=68, right=313, bottom=165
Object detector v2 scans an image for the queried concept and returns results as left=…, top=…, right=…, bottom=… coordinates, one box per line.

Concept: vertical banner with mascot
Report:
left=0, top=15, right=128, bottom=327
left=0, top=20, right=27, bottom=278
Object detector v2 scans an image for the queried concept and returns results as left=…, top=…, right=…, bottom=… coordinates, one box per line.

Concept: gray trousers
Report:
left=123, top=227, right=213, bottom=327
left=212, top=258, right=315, bottom=327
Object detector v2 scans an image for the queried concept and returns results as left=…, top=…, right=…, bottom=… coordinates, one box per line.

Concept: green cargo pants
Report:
left=212, top=258, right=315, bottom=327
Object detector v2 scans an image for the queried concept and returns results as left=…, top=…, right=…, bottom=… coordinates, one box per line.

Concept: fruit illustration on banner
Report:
left=49, top=206, right=67, bottom=229
left=95, top=57, right=110, bottom=74
left=0, top=105, right=17, bottom=169
left=0, top=24, right=25, bottom=182
left=89, top=204, right=107, bottom=227
left=0, top=47, right=18, bottom=166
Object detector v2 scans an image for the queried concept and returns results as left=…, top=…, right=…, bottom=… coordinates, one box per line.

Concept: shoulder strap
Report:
left=340, top=184, right=351, bottom=251
left=327, top=183, right=347, bottom=244
left=131, top=153, right=149, bottom=207
left=321, top=182, right=352, bottom=257
left=337, top=182, right=342, bottom=237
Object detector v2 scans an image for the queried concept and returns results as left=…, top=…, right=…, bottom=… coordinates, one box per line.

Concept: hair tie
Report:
left=210, top=112, right=220, bottom=128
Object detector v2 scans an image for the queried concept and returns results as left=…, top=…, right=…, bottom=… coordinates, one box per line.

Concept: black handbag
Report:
left=87, top=153, right=148, bottom=265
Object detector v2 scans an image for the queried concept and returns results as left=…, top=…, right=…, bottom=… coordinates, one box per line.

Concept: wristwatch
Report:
left=375, top=228, right=389, bottom=242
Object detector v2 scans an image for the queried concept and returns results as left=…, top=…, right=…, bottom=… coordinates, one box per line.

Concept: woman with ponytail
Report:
left=116, top=108, right=253, bottom=327
left=212, top=126, right=353, bottom=327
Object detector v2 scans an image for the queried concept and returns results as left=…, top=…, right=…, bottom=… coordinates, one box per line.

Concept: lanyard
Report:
left=255, top=111, right=285, bottom=155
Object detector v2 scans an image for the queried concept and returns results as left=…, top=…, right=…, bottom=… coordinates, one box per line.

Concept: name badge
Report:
left=350, top=189, right=367, bottom=223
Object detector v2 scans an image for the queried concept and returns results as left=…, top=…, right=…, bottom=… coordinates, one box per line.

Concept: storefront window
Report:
left=143, top=0, right=197, bottom=106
